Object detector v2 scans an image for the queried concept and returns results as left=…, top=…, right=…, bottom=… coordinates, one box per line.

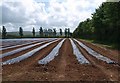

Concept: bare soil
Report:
left=2, top=38, right=119, bottom=81
left=74, top=39, right=119, bottom=81
left=2, top=41, right=50, bottom=62
left=79, top=39, right=119, bottom=63
left=1, top=41, right=41, bottom=54
left=1, top=40, right=36, bottom=48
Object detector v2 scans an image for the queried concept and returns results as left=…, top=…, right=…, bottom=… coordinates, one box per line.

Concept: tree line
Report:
left=73, top=2, right=120, bottom=47
left=1, top=26, right=71, bottom=38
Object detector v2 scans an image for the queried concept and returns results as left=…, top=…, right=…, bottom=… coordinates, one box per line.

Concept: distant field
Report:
left=6, top=31, right=65, bottom=37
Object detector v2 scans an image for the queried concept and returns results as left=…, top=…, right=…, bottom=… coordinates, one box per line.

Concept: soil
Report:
left=2, top=38, right=119, bottom=81
left=1, top=41, right=42, bottom=54
left=74, top=39, right=119, bottom=81
left=2, top=41, right=50, bottom=62
left=79, top=39, right=119, bottom=63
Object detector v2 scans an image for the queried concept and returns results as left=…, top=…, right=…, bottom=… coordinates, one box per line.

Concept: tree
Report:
left=60, top=29, right=62, bottom=36
left=48, top=29, right=53, bottom=37
left=65, top=28, right=67, bottom=37
left=39, top=27, right=43, bottom=37
left=92, top=2, right=120, bottom=42
left=44, top=29, right=48, bottom=37
left=32, top=27, right=35, bottom=37
left=2, top=26, right=7, bottom=39
left=19, top=27, right=23, bottom=38
left=53, top=29, right=56, bottom=37
left=68, top=28, right=70, bottom=37
left=73, top=2, right=120, bottom=48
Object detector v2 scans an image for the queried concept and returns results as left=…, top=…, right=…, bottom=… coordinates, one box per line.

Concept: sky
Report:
left=0, top=0, right=106, bottom=32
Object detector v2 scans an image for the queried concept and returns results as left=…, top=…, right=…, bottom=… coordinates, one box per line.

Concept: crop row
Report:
left=1, top=38, right=116, bottom=66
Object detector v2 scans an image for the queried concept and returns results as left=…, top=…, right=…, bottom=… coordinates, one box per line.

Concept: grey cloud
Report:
left=2, top=3, right=29, bottom=24
left=1, top=0, right=105, bottom=32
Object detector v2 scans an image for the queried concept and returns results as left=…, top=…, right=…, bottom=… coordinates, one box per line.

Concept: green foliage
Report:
left=68, top=28, right=70, bottom=37
left=65, top=28, right=67, bottom=37
left=39, top=27, right=43, bottom=37
left=32, top=27, right=35, bottom=37
left=2, top=26, right=7, bottom=39
left=73, top=2, right=120, bottom=48
left=48, top=29, right=53, bottom=37
left=73, top=18, right=94, bottom=39
left=60, top=28, right=62, bottom=36
left=1, top=26, right=67, bottom=38
left=53, top=28, right=56, bottom=37
left=64, top=28, right=71, bottom=38
left=92, top=2, right=120, bottom=43
left=19, top=27, right=23, bottom=38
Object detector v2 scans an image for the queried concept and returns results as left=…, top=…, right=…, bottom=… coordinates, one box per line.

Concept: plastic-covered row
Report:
left=38, top=39, right=65, bottom=64
left=1, top=39, right=61, bottom=65
left=70, top=39, right=90, bottom=64
left=0, top=41, right=49, bottom=58
left=74, top=39, right=115, bottom=64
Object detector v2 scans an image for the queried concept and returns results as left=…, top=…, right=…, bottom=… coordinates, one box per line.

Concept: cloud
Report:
left=1, top=0, right=106, bottom=32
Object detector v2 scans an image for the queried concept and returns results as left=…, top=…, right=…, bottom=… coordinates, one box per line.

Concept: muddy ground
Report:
left=1, top=38, right=119, bottom=82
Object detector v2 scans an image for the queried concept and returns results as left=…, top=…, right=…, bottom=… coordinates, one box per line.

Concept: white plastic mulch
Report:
left=1, top=39, right=61, bottom=65
left=70, top=39, right=90, bottom=64
left=74, top=39, right=115, bottom=64
left=38, top=39, right=65, bottom=64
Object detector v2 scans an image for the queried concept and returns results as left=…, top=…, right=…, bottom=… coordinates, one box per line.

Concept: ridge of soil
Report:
left=74, top=39, right=119, bottom=81
left=2, top=38, right=119, bottom=81
left=79, top=39, right=119, bottom=63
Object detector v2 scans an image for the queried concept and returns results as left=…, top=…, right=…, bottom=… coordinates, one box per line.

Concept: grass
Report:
left=80, top=38, right=119, bottom=50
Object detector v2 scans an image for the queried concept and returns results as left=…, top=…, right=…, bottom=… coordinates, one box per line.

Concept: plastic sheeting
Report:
left=0, top=38, right=58, bottom=42
left=1, top=39, right=61, bottom=65
left=0, top=41, right=38, bottom=51
left=74, top=39, right=115, bottom=64
left=70, top=39, right=90, bottom=64
left=0, top=38, right=58, bottom=50
left=38, top=39, right=65, bottom=64
left=0, top=39, right=57, bottom=58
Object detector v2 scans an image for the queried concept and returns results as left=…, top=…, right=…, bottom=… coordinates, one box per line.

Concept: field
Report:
left=0, top=38, right=119, bottom=81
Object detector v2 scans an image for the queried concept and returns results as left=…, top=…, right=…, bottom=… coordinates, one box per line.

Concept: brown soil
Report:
left=1, top=41, right=25, bottom=47
left=2, top=41, right=49, bottom=62
left=74, top=39, right=119, bottom=81
left=79, top=39, right=119, bottom=63
left=2, top=39, right=62, bottom=81
left=2, top=38, right=119, bottom=81
left=1, top=40, right=36, bottom=48
left=1, top=41, right=41, bottom=54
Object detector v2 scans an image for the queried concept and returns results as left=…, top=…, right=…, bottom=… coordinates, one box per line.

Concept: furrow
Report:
left=69, top=39, right=90, bottom=64
left=2, top=41, right=49, bottom=62
left=74, top=39, right=118, bottom=81
left=1, top=38, right=57, bottom=51
left=74, top=39, right=116, bottom=64
left=0, top=41, right=39, bottom=51
left=1, top=39, right=61, bottom=65
left=0, top=41, right=47, bottom=58
left=0, top=39, right=57, bottom=58
left=38, top=39, right=65, bottom=64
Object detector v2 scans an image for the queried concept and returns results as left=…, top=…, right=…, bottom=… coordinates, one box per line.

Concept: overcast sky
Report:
left=1, top=0, right=106, bottom=32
